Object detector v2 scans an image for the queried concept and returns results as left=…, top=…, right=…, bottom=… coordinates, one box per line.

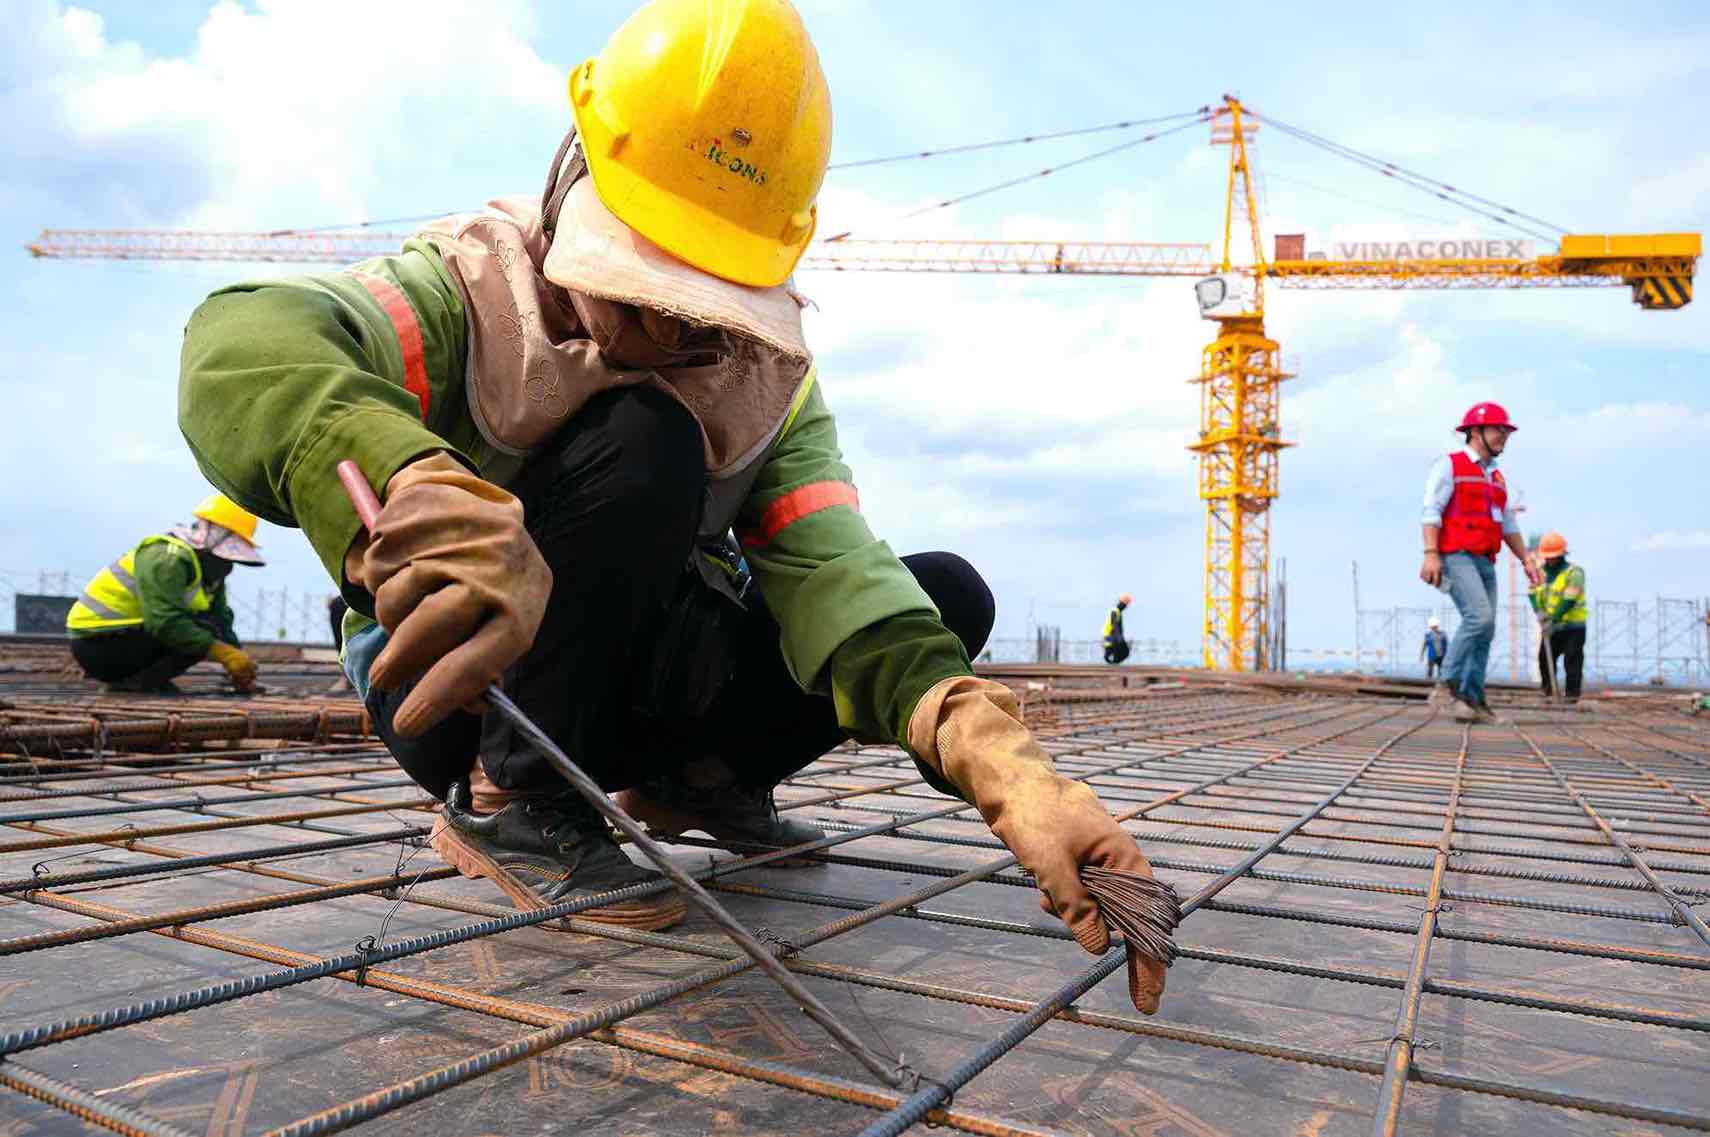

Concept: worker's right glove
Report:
left=908, top=675, right=1166, bottom=1014
left=205, top=641, right=258, bottom=691
left=346, top=452, right=552, bottom=737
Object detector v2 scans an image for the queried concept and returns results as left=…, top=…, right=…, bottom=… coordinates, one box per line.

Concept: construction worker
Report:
left=1529, top=532, right=1587, bottom=702
left=175, top=0, right=1166, bottom=1014
left=65, top=495, right=263, bottom=692
left=1420, top=616, right=1448, bottom=681
left=1419, top=402, right=1543, bottom=722
left=1103, top=594, right=1133, bottom=664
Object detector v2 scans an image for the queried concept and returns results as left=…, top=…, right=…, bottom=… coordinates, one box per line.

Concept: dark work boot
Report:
left=615, top=777, right=825, bottom=863
left=430, top=783, right=686, bottom=930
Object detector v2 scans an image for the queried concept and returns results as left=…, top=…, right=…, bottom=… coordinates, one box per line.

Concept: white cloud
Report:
left=11, top=1, right=564, bottom=227
left=1636, top=530, right=1710, bottom=551
left=1540, top=402, right=1710, bottom=452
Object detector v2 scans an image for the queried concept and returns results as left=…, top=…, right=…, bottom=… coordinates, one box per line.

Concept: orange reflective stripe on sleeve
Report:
left=353, top=273, right=431, bottom=422
left=738, top=481, right=859, bottom=549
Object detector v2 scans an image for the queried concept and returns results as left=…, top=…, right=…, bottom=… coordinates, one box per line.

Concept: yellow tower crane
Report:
left=1191, top=97, right=1288, bottom=671
left=26, top=95, right=1700, bottom=671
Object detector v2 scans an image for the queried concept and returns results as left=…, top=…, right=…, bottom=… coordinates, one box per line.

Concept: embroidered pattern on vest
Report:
left=419, top=197, right=810, bottom=489
left=525, top=361, right=568, bottom=419
left=499, top=302, right=533, bottom=359
left=493, top=239, right=519, bottom=281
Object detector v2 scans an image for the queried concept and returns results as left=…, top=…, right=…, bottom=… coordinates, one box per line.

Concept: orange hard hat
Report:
left=1537, top=532, right=1567, bottom=558
left=1117, top=593, right=1133, bottom=606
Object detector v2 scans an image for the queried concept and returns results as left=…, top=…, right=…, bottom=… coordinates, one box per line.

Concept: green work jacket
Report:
left=68, top=537, right=238, bottom=655
left=177, top=240, right=969, bottom=753
left=1529, top=561, right=1588, bottom=625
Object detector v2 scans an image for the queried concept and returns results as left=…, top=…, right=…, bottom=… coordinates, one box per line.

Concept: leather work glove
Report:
left=205, top=641, right=258, bottom=691
left=345, top=452, right=552, bottom=737
left=909, top=675, right=1167, bottom=1014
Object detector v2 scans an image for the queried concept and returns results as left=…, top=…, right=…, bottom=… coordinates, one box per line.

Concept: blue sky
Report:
left=3, top=0, right=1707, bottom=654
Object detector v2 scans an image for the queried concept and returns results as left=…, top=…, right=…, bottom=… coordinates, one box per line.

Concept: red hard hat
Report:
left=1457, top=402, right=1515, bottom=432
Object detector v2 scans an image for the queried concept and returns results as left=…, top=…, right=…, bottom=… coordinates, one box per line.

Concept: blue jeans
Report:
left=1441, top=552, right=1497, bottom=704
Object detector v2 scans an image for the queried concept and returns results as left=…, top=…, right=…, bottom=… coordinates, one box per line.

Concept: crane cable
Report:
left=827, top=109, right=1211, bottom=170
left=264, top=212, right=451, bottom=237
left=257, top=111, right=1211, bottom=238
left=1263, top=169, right=1469, bottom=229
left=821, top=110, right=1214, bottom=243
left=198, top=108, right=1575, bottom=249
left=1253, top=110, right=1568, bottom=243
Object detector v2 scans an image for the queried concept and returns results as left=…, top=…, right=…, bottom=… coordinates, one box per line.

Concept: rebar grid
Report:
left=1, top=666, right=1707, bottom=1136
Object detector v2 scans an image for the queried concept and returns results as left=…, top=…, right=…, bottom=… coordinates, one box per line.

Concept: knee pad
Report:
left=901, top=551, right=995, bottom=657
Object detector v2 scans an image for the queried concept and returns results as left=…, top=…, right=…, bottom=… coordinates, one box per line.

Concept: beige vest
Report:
left=419, top=199, right=813, bottom=594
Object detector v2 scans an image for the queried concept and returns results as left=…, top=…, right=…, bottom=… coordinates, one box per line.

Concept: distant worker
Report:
left=1529, top=531, right=1587, bottom=702
left=1419, top=402, right=1542, bottom=722
left=1103, top=594, right=1133, bottom=664
left=65, top=495, right=264, bottom=693
left=1420, top=616, right=1448, bottom=680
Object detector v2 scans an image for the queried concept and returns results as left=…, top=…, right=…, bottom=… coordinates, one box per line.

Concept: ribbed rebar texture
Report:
left=1, top=644, right=1706, bottom=1136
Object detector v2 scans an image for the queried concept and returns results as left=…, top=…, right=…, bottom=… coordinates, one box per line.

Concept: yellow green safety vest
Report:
left=65, top=535, right=212, bottom=634
left=1530, top=564, right=1588, bottom=626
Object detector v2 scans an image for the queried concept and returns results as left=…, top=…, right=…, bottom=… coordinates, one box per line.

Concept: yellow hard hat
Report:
left=193, top=494, right=259, bottom=543
left=569, top=0, right=833, bottom=287
left=180, top=494, right=265, bottom=565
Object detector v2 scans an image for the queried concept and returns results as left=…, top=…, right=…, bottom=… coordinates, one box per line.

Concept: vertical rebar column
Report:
left=1372, top=728, right=1469, bottom=1135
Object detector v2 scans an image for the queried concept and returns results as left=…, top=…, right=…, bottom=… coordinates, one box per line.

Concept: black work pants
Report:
left=70, top=617, right=221, bottom=686
left=370, top=387, right=995, bottom=801
left=1539, top=625, right=1586, bottom=700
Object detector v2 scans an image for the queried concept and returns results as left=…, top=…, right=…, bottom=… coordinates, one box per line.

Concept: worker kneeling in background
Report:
left=65, top=494, right=263, bottom=693
left=174, top=0, right=1168, bottom=1014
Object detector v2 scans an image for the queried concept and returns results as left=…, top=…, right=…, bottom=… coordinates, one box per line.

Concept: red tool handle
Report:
left=336, top=460, right=382, bottom=532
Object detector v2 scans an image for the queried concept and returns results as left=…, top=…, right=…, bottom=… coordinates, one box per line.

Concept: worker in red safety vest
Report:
left=1419, top=402, right=1542, bottom=722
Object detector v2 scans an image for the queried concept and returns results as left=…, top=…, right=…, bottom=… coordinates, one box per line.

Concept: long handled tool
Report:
left=1538, top=613, right=1563, bottom=707
left=335, top=460, right=914, bottom=1091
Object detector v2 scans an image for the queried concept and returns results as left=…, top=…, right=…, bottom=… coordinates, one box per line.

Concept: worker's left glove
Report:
left=205, top=641, right=258, bottom=691
left=347, top=453, right=552, bottom=737
left=909, top=675, right=1166, bottom=1014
